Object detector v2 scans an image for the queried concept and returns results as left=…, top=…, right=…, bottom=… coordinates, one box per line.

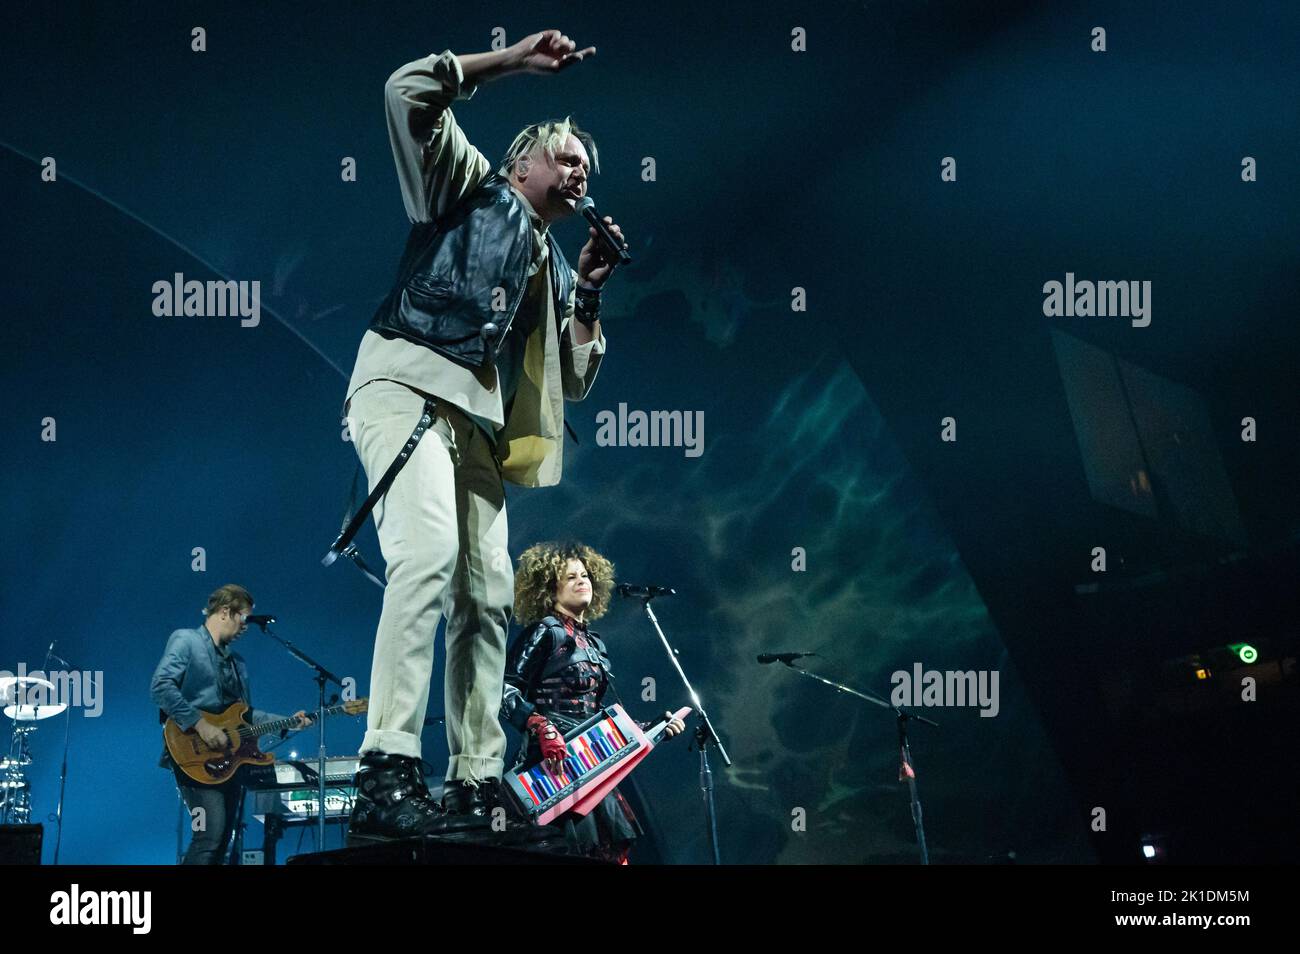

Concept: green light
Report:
left=1236, top=644, right=1258, bottom=664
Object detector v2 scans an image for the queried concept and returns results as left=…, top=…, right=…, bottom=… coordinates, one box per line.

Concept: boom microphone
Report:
left=615, top=584, right=676, bottom=599
left=757, top=652, right=816, bottom=665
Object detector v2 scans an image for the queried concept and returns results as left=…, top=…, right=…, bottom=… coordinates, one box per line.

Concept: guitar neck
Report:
left=246, top=704, right=348, bottom=738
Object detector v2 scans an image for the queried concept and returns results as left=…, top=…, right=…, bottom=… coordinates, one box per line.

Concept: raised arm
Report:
left=384, top=51, right=490, bottom=223
left=385, top=31, right=596, bottom=223
left=459, top=29, right=595, bottom=83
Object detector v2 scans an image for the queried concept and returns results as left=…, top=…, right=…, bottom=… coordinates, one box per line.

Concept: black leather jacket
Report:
left=368, top=173, right=584, bottom=370
left=500, top=615, right=613, bottom=734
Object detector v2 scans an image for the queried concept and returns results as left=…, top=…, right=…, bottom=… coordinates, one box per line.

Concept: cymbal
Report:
left=0, top=675, right=56, bottom=704
left=4, top=703, right=67, bottom=721
left=1, top=675, right=63, bottom=720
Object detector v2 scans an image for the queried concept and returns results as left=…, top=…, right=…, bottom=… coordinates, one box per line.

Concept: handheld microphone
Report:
left=575, top=196, right=632, bottom=265
left=757, top=652, right=816, bottom=665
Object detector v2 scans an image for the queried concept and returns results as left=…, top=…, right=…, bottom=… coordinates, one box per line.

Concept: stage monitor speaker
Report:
left=0, top=824, right=43, bottom=865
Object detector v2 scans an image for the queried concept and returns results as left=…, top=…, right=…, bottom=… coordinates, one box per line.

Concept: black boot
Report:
left=440, top=778, right=498, bottom=827
left=346, top=752, right=446, bottom=845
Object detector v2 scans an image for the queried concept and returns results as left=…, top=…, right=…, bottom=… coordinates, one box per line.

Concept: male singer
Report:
left=342, top=29, right=628, bottom=843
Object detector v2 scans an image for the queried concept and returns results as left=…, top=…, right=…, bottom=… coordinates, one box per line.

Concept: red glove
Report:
left=526, top=713, right=567, bottom=764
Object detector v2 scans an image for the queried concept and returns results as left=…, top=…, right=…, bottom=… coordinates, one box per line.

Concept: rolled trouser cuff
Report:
left=446, top=754, right=504, bottom=783
left=360, top=729, right=423, bottom=761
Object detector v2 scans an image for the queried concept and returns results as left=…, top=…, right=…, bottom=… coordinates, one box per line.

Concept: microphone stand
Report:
left=254, top=622, right=346, bottom=849
left=54, top=701, right=70, bottom=864
left=176, top=790, right=185, bottom=864
left=627, top=592, right=730, bottom=865
left=45, top=646, right=74, bottom=865
left=775, top=660, right=938, bottom=865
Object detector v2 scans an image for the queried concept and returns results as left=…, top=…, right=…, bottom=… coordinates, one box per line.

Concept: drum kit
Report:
left=0, top=673, right=67, bottom=825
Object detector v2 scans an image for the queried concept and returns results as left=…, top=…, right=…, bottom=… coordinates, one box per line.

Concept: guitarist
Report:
left=149, top=584, right=310, bottom=865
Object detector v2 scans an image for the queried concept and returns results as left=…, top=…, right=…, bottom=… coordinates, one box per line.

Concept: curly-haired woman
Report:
left=501, top=541, right=685, bottom=862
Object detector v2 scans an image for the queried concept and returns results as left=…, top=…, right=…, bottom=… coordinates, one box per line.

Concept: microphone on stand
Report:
left=41, top=641, right=71, bottom=668
left=615, top=584, right=676, bottom=599
left=757, top=652, right=817, bottom=665
left=574, top=196, right=632, bottom=265
left=245, top=614, right=277, bottom=631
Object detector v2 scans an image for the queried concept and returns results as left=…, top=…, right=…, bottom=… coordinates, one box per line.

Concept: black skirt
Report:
left=547, top=788, right=643, bottom=863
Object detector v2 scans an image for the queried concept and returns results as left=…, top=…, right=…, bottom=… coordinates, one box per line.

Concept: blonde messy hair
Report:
left=513, top=541, right=615, bottom=625
left=498, top=117, right=600, bottom=179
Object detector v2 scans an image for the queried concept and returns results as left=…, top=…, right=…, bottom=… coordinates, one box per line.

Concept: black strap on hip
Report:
left=321, top=399, right=437, bottom=587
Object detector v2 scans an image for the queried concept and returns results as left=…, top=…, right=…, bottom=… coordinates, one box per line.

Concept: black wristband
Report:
left=574, top=284, right=602, bottom=327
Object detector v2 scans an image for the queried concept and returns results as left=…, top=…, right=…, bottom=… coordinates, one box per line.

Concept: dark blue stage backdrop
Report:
left=3, top=1, right=1296, bottom=865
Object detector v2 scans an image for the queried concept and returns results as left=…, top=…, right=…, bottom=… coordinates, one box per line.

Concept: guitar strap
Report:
left=321, top=398, right=438, bottom=585
left=227, top=653, right=248, bottom=709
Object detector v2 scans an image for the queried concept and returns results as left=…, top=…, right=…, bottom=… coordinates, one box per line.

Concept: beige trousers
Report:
left=347, top=379, right=510, bottom=782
